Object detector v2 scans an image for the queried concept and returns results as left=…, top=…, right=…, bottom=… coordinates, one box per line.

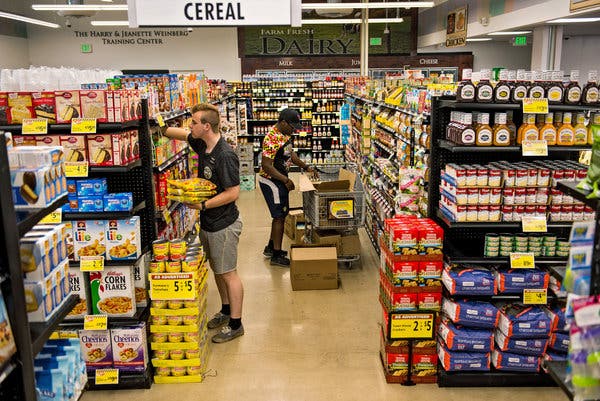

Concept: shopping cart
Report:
left=302, top=163, right=365, bottom=268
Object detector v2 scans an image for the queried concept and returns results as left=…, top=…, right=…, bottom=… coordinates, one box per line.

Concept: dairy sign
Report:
left=128, top=0, right=294, bottom=26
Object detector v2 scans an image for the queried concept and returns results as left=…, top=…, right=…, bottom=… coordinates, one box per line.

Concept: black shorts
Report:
left=258, top=175, right=289, bottom=218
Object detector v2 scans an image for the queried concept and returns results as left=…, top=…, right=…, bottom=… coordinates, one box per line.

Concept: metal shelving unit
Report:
left=438, top=139, right=590, bottom=153
left=30, top=294, right=79, bottom=355
left=16, top=195, right=68, bottom=237
left=63, top=200, right=146, bottom=221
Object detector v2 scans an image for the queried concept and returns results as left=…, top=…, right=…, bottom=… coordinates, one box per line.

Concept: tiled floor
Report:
left=81, top=189, right=569, bottom=401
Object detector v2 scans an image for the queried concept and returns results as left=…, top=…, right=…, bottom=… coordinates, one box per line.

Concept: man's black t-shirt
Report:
left=188, top=134, right=240, bottom=232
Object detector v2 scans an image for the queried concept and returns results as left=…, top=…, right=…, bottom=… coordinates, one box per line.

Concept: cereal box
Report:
left=65, top=266, right=89, bottom=320
left=72, top=220, right=106, bottom=261
left=78, top=330, right=112, bottom=370
left=89, top=266, right=136, bottom=317
left=133, top=252, right=148, bottom=307
left=111, top=324, right=148, bottom=371
left=80, top=90, right=107, bottom=122
left=106, top=217, right=141, bottom=261
left=55, top=91, right=81, bottom=123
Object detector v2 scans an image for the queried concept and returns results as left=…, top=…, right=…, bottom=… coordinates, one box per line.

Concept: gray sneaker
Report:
left=212, top=325, right=244, bottom=343
left=207, top=312, right=229, bottom=329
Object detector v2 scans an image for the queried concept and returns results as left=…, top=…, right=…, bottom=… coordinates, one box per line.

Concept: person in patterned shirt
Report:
left=258, top=109, right=317, bottom=267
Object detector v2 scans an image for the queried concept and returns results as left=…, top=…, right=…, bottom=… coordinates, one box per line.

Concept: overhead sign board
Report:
left=445, top=6, right=468, bottom=48
left=128, top=0, right=294, bottom=27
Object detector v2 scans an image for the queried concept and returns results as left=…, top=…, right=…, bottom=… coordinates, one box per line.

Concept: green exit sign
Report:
left=81, top=43, right=93, bottom=53
left=370, top=37, right=382, bottom=46
left=513, top=36, right=527, bottom=46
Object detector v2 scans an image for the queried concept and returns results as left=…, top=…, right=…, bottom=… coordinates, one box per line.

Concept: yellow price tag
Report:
left=163, top=209, right=172, bottom=224
left=80, top=256, right=104, bottom=272
left=510, top=252, right=536, bottom=269
left=64, top=161, right=89, bottom=178
left=71, top=118, right=97, bottom=134
left=389, top=313, right=434, bottom=339
left=150, top=272, right=197, bottom=300
left=95, top=369, right=119, bottom=385
left=39, top=209, right=62, bottom=224
left=156, top=114, right=166, bottom=127
left=522, top=140, right=548, bottom=157
left=522, top=216, right=548, bottom=233
left=48, top=332, right=60, bottom=340
left=522, top=98, right=549, bottom=114
left=523, top=288, right=547, bottom=305
left=84, top=315, right=108, bottom=330
left=427, top=84, right=457, bottom=92
left=22, top=118, right=48, bottom=135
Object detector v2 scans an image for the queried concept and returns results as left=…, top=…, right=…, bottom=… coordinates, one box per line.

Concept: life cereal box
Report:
left=106, top=217, right=141, bottom=261
left=72, top=220, right=106, bottom=261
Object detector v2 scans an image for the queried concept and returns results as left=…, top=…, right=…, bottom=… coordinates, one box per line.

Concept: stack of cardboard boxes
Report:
left=237, top=144, right=255, bottom=191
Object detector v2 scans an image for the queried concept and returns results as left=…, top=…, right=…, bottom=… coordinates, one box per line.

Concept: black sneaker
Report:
left=263, top=245, right=287, bottom=258
left=270, top=252, right=290, bottom=267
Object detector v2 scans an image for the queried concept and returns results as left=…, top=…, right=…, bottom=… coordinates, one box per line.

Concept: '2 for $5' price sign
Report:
left=149, top=272, right=196, bottom=300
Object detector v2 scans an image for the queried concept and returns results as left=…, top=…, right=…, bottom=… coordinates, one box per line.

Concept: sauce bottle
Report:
left=493, top=113, right=511, bottom=146
left=536, top=114, right=545, bottom=130
left=564, top=70, right=582, bottom=105
left=507, top=110, right=517, bottom=145
left=557, top=112, right=575, bottom=146
left=528, top=71, right=546, bottom=99
left=476, top=69, right=494, bottom=103
left=494, top=70, right=511, bottom=103
left=554, top=112, right=563, bottom=131
left=539, top=113, right=557, bottom=145
left=457, top=68, right=476, bottom=102
left=547, top=71, right=565, bottom=104
left=582, top=70, right=599, bottom=105
left=476, top=113, right=493, bottom=146
left=574, top=113, right=588, bottom=145
left=461, top=113, right=476, bottom=145
left=518, top=114, right=539, bottom=144
left=589, top=113, right=600, bottom=145
left=512, top=69, right=528, bottom=103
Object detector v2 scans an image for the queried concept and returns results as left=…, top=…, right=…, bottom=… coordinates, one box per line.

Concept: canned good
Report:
left=538, top=168, right=551, bottom=187
left=550, top=189, right=563, bottom=205
left=563, top=193, right=574, bottom=204
left=466, top=166, right=478, bottom=187
left=515, top=245, right=529, bottom=252
left=528, top=235, right=543, bottom=245
left=542, top=246, right=556, bottom=257
left=526, top=188, right=537, bottom=204
left=169, top=239, right=187, bottom=261
left=557, top=239, right=570, bottom=248
left=528, top=245, right=542, bottom=252
left=476, top=166, right=489, bottom=187
left=502, top=206, right=514, bottom=222
left=167, top=316, right=183, bottom=326
left=504, top=168, right=516, bottom=187
left=169, top=349, right=185, bottom=360
left=564, top=168, right=576, bottom=181
left=183, top=300, right=198, bottom=308
left=153, top=239, right=169, bottom=261
left=187, top=366, right=202, bottom=376
left=155, top=367, right=170, bottom=376
left=467, top=188, right=479, bottom=205
left=561, top=205, right=574, bottom=222
left=485, top=233, right=500, bottom=245
left=485, top=247, right=499, bottom=257
left=574, top=205, right=585, bottom=221
left=185, top=349, right=201, bottom=359
left=488, top=168, right=503, bottom=187
left=490, top=188, right=502, bottom=205
left=478, top=206, right=490, bottom=222
left=549, top=205, right=562, bottom=221
left=151, top=315, right=167, bottom=325
left=490, top=205, right=501, bottom=221
left=542, top=235, right=557, bottom=245
left=536, top=188, right=549, bottom=205
left=152, top=300, right=168, bottom=309
left=182, top=258, right=200, bottom=272
left=456, top=188, right=468, bottom=205
left=152, top=333, right=168, bottom=343
left=516, top=168, right=529, bottom=187
left=531, top=248, right=542, bottom=257
left=536, top=205, right=547, bottom=218
left=457, top=205, right=467, bottom=222
left=503, top=188, right=515, bottom=205
left=466, top=205, right=478, bottom=222
left=171, top=367, right=186, bottom=376
left=168, top=332, right=183, bottom=343
left=149, top=261, right=165, bottom=273
left=166, top=261, right=182, bottom=273
left=154, top=350, right=170, bottom=360
left=556, top=250, right=569, bottom=257
left=499, top=248, right=512, bottom=257
left=514, top=188, right=527, bottom=205
left=479, top=188, right=491, bottom=205
left=168, top=300, right=184, bottom=310
left=515, top=234, right=528, bottom=245
left=499, top=233, right=513, bottom=242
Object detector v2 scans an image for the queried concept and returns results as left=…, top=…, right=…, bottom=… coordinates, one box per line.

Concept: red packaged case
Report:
left=8, top=92, right=34, bottom=124
left=32, top=92, right=56, bottom=123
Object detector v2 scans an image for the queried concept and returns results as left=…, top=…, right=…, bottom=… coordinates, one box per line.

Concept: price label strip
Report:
left=39, top=209, right=62, bottom=224
left=71, top=118, right=97, bottom=134
left=22, top=118, right=48, bottom=135
left=389, top=313, right=434, bottom=339
left=95, top=369, right=119, bottom=386
left=80, top=256, right=105, bottom=272
left=64, top=161, right=89, bottom=178
left=522, top=98, right=549, bottom=114
left=510, top=252, right=536, bottom=269
left=150, top=272, right=197, bottom=300
left=522, top=140, right=548, bottom=157
left=523, top=288, right=547, bottom=305
left=84, top=314, right=108, bottom=331
left=522, top=216, right=548, bottom=233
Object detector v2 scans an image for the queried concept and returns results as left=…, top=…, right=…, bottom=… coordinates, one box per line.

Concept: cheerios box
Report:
left=72, top=220, right=106, bottom=261
left=89, top=266, right=136, bottom=317
left=78, top=330, right=113, bottom=371
left=111, top=323, right=148, bottom=372
left=105, top=217, right=141, bottom=261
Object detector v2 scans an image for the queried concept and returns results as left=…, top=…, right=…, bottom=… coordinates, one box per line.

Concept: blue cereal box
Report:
left=76, top=178, right=107, bottom=197
left=78, top=196, right=104, bottom=212
left=103, top=192, right=133, bottom=212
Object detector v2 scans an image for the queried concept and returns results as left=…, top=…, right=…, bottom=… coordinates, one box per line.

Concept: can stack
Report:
left=484, top=233, right=570, bottom=258
left=148, top=239, right=209, bottom=383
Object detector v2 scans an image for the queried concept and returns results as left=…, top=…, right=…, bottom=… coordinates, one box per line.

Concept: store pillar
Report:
left=531, top=25, right=564, bottom=71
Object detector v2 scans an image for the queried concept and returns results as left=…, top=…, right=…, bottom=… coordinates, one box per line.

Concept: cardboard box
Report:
left=55, top=91, right=81, bottom=123
left=340, top=231, right=360, bottom=256
left=284, top=210, right=306, bottom=241
left=312, top=230, right=341, bottom=252
left=290, top=246, right=338, bottom=291
left=80, top=90, right=107, bottom=122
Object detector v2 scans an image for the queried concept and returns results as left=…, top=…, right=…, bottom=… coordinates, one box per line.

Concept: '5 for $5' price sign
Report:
left=149, top=272, right=196, bottom=300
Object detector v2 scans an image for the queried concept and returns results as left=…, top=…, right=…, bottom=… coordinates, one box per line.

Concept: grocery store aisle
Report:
left=81, top=188, right=569, bottom=401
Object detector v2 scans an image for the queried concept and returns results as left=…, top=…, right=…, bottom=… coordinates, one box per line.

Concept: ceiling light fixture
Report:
left=302, top=18, right=404, bottom=24
left=547, top=17, right=600, bottom=23
left=302, top=2, right=434, bottom=9
left=0, top=11, right=60, bottom=28
left=466, top=38, right=493, bottom=42
left=488, top=30, right=532, bottom=36
left=91, top=20, right=129, bottom=26
left=32, top=4, right=128, bottom=11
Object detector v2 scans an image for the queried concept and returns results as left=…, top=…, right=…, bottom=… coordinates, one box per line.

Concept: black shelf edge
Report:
left=17, top=195, right=68, bottom=237
left=89, top=159, right=142, bottom=173
left=87, top=365, right=152, bottom=391
left=438, top=139, right=591, bottom=153
left=30, top=294, right=79, bottom=356
left=0, top=120, right=140, bottom=133
left=446, top=255, right=568, bottom=265
left=556, top=180, right=599, bottom=210
left=153, top=147, right=190, bottom=173
left=149, top=109, right=190, bottom=126
left=60, top=305, right=150, bottom=328
left=438, top=367, right=557, bottom=387
left=436, top=210, right=574, bottom=229
left=63, top=200, right=146, bottom=221
left=543, top=360, right=574, bottom=400
left=438, top=99, right=600, bottom=112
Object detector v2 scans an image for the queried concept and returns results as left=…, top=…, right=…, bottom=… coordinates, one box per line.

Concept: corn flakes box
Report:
left=106, top=217, right=141, bottom=261
left=89, top=266, right=136, bottom=317
left=72, top=220, right=106, bottom=261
